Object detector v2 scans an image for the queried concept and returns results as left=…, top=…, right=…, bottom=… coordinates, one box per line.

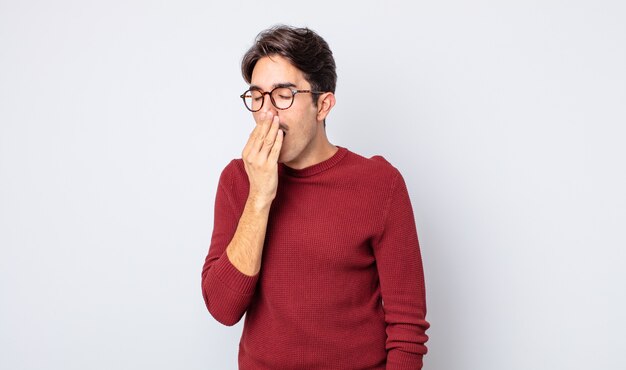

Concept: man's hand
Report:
left=241, top=112, right=284, bottom=209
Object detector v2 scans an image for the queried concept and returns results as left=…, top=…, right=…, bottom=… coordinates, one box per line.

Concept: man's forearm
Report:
left=225, top=194, right=272, bottom=276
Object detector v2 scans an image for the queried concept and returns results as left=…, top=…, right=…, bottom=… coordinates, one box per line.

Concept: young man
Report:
left=201, top=25, right=429, bottom=369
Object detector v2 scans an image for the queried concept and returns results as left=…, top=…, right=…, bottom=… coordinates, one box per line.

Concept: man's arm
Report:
left=201, top=113, right=283, bottom=326
left=373, top=170, right=430, bottom=369
left=226, top=112, right=283, bottom=275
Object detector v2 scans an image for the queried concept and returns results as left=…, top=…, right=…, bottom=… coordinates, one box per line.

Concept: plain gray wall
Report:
left=1, top=1, right=625, bottom=369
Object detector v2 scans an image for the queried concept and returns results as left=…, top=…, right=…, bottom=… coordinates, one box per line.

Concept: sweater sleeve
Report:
left=373, top=170, right=430, bottom=369
left=201, top=162, right=259, bottom=326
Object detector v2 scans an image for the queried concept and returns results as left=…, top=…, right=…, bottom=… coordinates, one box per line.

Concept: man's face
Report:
left=250, top=55, right=320, bottom=168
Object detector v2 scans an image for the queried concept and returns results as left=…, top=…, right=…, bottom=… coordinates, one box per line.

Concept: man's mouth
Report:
left=279, top=124, right=288, bottom=135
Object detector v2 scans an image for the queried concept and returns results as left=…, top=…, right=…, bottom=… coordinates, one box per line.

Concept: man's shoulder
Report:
left=217, top=158, right=248, bottom=189
left=343, top=148, right=402, bottom=181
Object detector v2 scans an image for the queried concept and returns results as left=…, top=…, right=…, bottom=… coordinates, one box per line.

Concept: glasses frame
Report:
left=240, top=87, right=325, bottom=112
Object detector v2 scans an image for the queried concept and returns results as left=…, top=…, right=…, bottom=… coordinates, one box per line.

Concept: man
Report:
left=201, top=25, right=429, bottom=369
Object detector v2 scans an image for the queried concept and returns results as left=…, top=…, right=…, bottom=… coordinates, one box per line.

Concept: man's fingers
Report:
left=268, top=129, right=284, bottom=163
left=251, top=112, right=274, bottom=152
left=261, top=116, right=280, bottom=152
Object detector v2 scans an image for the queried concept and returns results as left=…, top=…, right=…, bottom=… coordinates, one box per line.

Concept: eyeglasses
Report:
left=240, top=87, right=324, bottom=112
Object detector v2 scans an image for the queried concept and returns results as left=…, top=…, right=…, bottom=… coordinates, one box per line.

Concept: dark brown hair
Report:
left=241, top=25, right=337, bottom=104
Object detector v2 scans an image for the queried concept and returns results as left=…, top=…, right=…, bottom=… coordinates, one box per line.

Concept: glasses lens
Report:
left=243, top=90, right=264, bottom=111
left=270, top=87, right=294, bottom=109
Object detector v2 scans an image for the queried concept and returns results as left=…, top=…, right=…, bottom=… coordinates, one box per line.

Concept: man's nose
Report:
left=260, top=92, right=278, bottom=114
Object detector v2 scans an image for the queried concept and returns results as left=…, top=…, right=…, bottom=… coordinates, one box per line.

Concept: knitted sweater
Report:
left=201, top=147, right=429, bottom=369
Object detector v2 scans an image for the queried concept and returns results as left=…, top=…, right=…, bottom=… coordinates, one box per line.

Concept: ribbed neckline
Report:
left=279, top=146, right=348, bottom=178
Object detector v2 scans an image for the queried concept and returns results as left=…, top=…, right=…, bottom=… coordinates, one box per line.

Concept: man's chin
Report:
left=277, top=149, right=288, bottom=164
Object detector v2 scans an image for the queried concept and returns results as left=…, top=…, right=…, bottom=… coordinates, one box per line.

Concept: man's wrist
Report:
left=247, top=192, right=274, bottom=212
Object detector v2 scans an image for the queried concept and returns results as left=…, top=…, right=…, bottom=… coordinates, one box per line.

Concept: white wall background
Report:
left=1, top=1, right=625, bottom=369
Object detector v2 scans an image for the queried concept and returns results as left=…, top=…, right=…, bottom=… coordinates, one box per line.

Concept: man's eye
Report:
left=253, top=97, right=263, bottom=102
left=278, top=95, right=291, bottom=100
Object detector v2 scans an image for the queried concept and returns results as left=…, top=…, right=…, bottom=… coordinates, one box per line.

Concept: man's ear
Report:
left=316, top=92, right=336, bottom=122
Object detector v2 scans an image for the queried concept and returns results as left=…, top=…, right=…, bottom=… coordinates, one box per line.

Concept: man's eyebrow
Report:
left=249, top=82, right=297, bottom=90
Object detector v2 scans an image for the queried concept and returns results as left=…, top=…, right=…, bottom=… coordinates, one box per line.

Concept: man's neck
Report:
left=283, top=129, right=337, bottom=170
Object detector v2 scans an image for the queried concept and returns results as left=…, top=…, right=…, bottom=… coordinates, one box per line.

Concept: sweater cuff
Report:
left=387, top=350, right=424, bottom=370
left=211, top=251, right=259, bottom=295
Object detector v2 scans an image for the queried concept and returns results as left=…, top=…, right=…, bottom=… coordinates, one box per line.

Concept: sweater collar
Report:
left=279, top=146, right=348, bottom=178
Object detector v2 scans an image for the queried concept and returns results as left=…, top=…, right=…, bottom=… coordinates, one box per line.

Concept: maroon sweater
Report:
left=201, top=147, right=429, bottom=369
